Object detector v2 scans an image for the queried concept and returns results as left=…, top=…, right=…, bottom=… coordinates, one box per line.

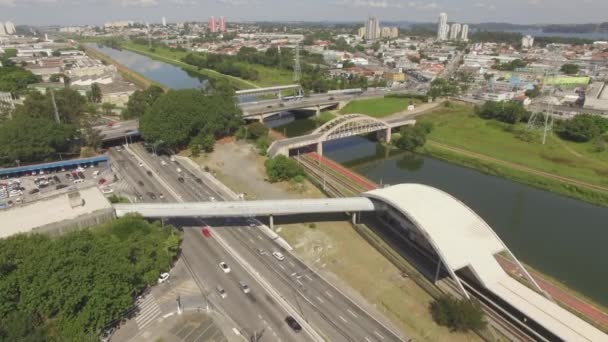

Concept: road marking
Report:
left=232, top=328, right=241, bottom=335
left=296, top=279, right=304, bottom=286
left=278, top=264, right=286, bottom=270
left=374, top=331, right=385, bottom=340
left=325, top=291, right=333, bottom=298
left=248, top=238, right=255, bottom=244
left=288, top=261, right=295, bottom=267
left=347, top=309, right=358, bottom=318
left=305, top=274, right=313, bottom=281
left=291, top=272, right=297, bottom=276
left=256, top=234, right=263, bottom=240
left=162, top=312, right=175, bottom=318
left=316, top=296, right=325, bottom=304
left=365, top=337, right=373, bottom=342
left=339, top=315, right=348, bottom=323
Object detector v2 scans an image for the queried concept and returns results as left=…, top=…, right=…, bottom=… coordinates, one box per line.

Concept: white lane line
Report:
left=278, top=264, right=286, bottom=270
left=248, top=238, right=255, bottom=244
left=288, top=261, right=295, bottom=267
left=325, top=290, right=333, bottom=298
left=316, top=296, right=325, bottom=304
left=374, top=331, right=385, bottom=340
left=256, top=234, right=263, bottom=240
left=232, top=328, right=241, bottom=335
left=305, top=274, right=313, bottom=281
left=365, top=337, right=373, bottom=342
left=339, top=315, right=348, bottom=323
left=296, top=279, right=304, bottom=286
left=347, top=308, right=358, bottom=318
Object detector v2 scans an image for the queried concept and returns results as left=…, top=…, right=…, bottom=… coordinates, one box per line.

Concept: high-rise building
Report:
left=437, top=12, right=448, bottom=41
left=4, top=21, right=15, bottom=35
left=381, top=27, right=399, bottom=39
left=162, top=17, right=166, bottom=27
left=365, top=16, right=380, bottom=41
left=357, top=27, right=366, bottom=38
left=208, top=16, right=216, bottom=33
left=219, top=16, right=225, bottom=32
left=522, top=35, right=534, bottom=49
left=450, top=23, right=461, bottom=40
left=0, top=23, right=6, bottom=36
left=460, top=24, right=469, bottom=41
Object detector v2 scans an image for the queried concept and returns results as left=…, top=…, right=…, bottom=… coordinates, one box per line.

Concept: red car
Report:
left=201, top=227, right=211, bottom=238
left=98, top=178, right=107, bottom=185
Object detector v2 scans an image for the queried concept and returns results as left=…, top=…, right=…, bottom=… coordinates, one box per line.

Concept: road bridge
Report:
left=113, top=183, right=607, bottom=342
left=267, top=114, right=415, bottom=157
left=236, top=84, right=303, bottom=100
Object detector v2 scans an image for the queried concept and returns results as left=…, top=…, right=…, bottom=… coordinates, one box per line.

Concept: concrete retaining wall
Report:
left=30, top=208, right=116, bottom=236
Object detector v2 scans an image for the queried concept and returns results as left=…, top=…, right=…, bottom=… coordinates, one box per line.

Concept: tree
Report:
left=394, top=125, right=429, bottom=151
left=558, top=114, right=608, bottom=142
left=525, top=85, right=541, bottom=98
left=52, top=50, right=62, bottom=57
left=90, top=83, right=102, bottom=103
left=139, top=89, right=241, bottom=148
left=0, top=65, right=41, bottom=93
left=123, top=85, right=165, bottom=119
left=430, top=296, right=486, bottom=332
left=14, top=88, right=87, bottom=125
left=264, top=155, right=305, bottom=182
left=246, top=122, right=269, bottom=140
left=560, top=63, right=580, bottom=75
left=101, top=102, right=115, bottom=116
left=371, top=41, right=381, bottom=52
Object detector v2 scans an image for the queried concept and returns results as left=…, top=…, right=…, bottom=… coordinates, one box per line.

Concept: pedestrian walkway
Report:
left=135, top=294, right=162, bottom=330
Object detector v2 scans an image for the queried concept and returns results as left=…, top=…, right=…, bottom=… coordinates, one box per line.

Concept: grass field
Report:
left=416, top=103, right=608, bottom=206
left=339, top=97, right=417, bottom=117
left=122, top=42, right=293, bottom=88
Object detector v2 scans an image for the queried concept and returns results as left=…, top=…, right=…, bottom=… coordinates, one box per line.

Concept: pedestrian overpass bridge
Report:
left=113, top=183, right=606, bottom=342
left=267, top=114, right=416, bottom=157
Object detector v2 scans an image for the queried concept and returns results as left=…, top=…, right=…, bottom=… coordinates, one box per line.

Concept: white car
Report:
left=272, top=251, right=285, bottom=261
left=138, top=162, right=144, bottom=167
left=239, top=281, right=251, bottom=294
left=219, top=262, right=231, bottom=273
left=161, top=160, right=167, bottom=166
left=101, top=188, right=114, bottom=194
left=176, top=168, right=182, bottom=173
left=157, top=272, right=170, bottom=284
left=76, top=167, right=85, bottom=172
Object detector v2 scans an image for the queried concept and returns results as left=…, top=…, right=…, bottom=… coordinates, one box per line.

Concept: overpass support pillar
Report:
left=385, top=128, right=391, bottom=144
left=315, top=106, right=321, bottom=117
left=351, top=212, right=358, bottom=224
left=269, top=215, right=274, bottom=230
left=434, top=259, right=442, bottom=284
left=316, top=142, right=323, bottom=156
left=257, top=115, right=264, bottom=123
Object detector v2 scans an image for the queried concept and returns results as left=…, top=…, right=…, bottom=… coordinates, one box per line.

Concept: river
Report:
left=88, top=44, right=208, bottom=89
left=89, top=45, right=608, bottom=307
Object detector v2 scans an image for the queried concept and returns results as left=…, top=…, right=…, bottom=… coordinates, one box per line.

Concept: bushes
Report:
left=264, top=155, right=305, bottom=182
left=430, top=296, right=486, bottom=332
left=557, top=114, right=608, bottom=142
left=476, top=101, right=528, bottom=124
left=385, top=93, right=429, bottom=103
left=394, top=123, right=433, bottom=151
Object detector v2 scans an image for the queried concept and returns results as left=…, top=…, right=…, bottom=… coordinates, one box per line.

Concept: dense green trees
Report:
left=428, top=78, right=460, bottom=99
left=430, top=296, right=486, bottom=332
left=525, top=85, right=541, bottom=98
left=476, top=101, right=529, bottom=124
left=558, top=114, right=608, bottom=142
left=560, top=63, right=580, bottom=75
left=123, top=85, right=164, bottom=119
left=139, top=89, right=242, bottom=149
left=90, top=83, right=102, bottom=103
left=0, top=65, right=40, bottom=93
left=394, top=122, right=433, bottom=151
left=493, top=59, right=527, bottom=71
left=0, top=215, right=181, bottom=341
left=14, top=88, right=87, bottom=124
left=182, top=52, right=259, bottom=81
left=264, top=155, right=305, bottom=182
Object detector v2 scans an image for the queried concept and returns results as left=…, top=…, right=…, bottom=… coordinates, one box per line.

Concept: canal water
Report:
left=89, top=45, right=608, bottom=307
left=322, top=136, right=608, bottom=307
left=88, top=44, right=208, bottom=89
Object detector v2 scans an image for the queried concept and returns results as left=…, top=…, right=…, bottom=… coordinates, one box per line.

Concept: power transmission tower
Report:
left=527, top=97, right=554, bottom=145
left=50, top=89, right=60, bottom=124
left=293, top=42, right=302, bottom=83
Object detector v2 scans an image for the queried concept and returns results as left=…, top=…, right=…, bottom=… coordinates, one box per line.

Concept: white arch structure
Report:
left=363, top=184, right=607, bottom=342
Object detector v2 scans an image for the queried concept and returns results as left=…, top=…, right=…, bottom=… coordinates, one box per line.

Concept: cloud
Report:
left=0, top=0, right=16, bottom=6
left=119, top=0, right=158, bottom=6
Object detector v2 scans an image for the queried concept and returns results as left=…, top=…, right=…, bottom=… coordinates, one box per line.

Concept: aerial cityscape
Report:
left=1, top=1, right=608, bottom=341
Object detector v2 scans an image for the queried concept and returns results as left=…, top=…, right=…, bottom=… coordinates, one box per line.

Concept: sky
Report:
left=0, top=0, right=607, bottom=26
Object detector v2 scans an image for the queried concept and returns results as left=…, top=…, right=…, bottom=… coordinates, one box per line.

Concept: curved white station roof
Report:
left=364, top=183, right=607, bottom=342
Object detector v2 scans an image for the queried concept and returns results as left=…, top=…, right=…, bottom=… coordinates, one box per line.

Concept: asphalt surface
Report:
left=108, top=147, right=311, bottom=342
left=124, top=143, right=406, bottom=342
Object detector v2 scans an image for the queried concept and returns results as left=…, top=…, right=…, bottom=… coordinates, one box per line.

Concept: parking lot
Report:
left=0, top=160, right=114, bottom=208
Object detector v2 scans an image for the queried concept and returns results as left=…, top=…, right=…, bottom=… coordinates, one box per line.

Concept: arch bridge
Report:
left=267, top=114, right=415, bottom=157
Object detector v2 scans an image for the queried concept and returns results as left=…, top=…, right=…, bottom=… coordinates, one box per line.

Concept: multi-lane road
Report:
left=109, top=144, right=406, bottom=342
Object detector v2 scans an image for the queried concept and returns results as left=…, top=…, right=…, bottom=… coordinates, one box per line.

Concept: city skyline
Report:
left=1, top=0, right=608, bottom=26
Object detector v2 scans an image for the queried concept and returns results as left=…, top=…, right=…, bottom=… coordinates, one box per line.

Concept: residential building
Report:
left=4, top=21, right=15, bottom=35
left=365, top=16, right=381, bottom=41
left=450, top=23, right=461, bottom=40
left=437, top=12, right=449, bottom=41
left=219, top=17, right=226, bottom=32
left=461, top=24, right=469, bottom=41
left=0, top=23, right=5, bottom=36
left=522, top=35, right=534, bottom=49
left=104, top=21, right=131, bottom=29
left=381, top=27, right=399, bottom=39
left=162, top=17, right=166, bottom=27
left=357, top=27, right=366, bottom=38
left=209, top=16, right=216, bottom=33
left=383, top=71, right=405, bottom=82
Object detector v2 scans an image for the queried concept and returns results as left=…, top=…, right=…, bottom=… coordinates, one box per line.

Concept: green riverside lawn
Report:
left=416, top=103, right=608, bottom=206
left=339, top=97, right=419, bottom=117
left=121, top=42, right=293, bottom=88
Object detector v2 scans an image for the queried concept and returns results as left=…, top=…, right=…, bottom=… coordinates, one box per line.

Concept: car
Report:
left=93, top=170, right=100, bottom=178
left=101, top=188, right=114, bottom=194
left=329, top=96, right=335, bottom=100
left=98, top=178, right=107, bottom=185
left=77, top=172, right=85, bottom=179
left=53, top=175, right=61, bottom=183
left=177, top=177, right=184, bottom=183
left=239, top=281, right=251, bottom=294
left=285, top=316, right=302, bottom=332
left=56, top=184, right=68, bottom=190
left=170, top=156, right=176, bottom=162
left=176, top=168, right=182, bottom=173
left=73, top=179, right=84, bottom=184
left=115, top=146, right=122, bottom=152
left=138, top=162, right=144, bottom=167
left=76, top=167, right=85, bottom=172
left=266, top=105, right=273, bottom=108
left=157, top=272, right=170, bottom=284
left=201, top=227, right=211, bottom=238
left=257, top=248, right=267, bottom=255
left=147, top=192, right=157, bottom=200
left=29, top=189, right=40, bottom=194
left=279, top=103, right=285, bottom=107
left=99, top=327, right=114, bottom=342
left=161, top=160, right=167, bottom=166
left=216, top=285, right=227, bottom=299
left=138, top=180, right=144, bottom=186
left=209, top=196, right=216, bottom=202
left=39, top=170, right=45, bottom=175
left=159, top=193, right=164, bottom=199
left=272, top=251, right=285, bottom=261
left=146, top=170, right=153, bottom=176
left=219, top=262, right=231, bottom=273
left=195, top=178, right=202, bottom=184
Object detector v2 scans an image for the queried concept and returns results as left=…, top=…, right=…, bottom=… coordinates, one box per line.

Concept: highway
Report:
left=125, top=143, right=406, bottom=342
left=108, top=148, right=311, bottom=342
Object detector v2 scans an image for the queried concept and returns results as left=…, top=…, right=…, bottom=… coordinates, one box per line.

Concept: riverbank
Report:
left=82, top=44, right=163, bottom=90
left=416, top=103, right=608, bottom=207
left=120, top=43, right=260, bottom=90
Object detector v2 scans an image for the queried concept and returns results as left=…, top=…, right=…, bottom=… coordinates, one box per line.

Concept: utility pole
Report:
left=50, top=89, right=60, bottom=123
left=293, top=42, right=302, bottom=83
